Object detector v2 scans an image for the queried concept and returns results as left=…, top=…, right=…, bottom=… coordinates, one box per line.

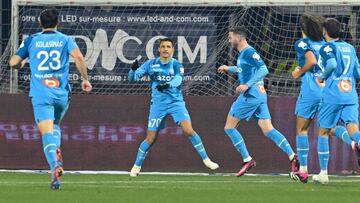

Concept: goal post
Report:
left=4, top=0, right=360, bottom=96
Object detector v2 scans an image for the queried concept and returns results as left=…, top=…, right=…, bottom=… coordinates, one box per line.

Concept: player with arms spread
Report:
left=315, top=18, right=360, bottom=184
left=9, top=9, right=92, bottom=190
left=128, top=38, right=219, bottom=176
left=218, top=27, right=299, bottom=177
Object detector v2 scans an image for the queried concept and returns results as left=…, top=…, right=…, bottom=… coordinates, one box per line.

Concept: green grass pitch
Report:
left=0, top=172, right=359, bottom=203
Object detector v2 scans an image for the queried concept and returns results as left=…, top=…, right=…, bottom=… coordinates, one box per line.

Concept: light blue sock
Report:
left=53, top=124, right=61, bottom=148
left=334, top=126, right=352, bottom=145
left=352, top=131, right=360, bottom=145
left=266, top=129, right=295, bottom=158
left=188, top=133, right=209, bottom=160
left=42, top=132, right=58, bottom=170
left=225, top=128, right=251, bottom=161
left=296, top=135, right=309, bottom=169
left=317, top=136, right=329, bottom=172
left=134, top=140, right=150, bottom=167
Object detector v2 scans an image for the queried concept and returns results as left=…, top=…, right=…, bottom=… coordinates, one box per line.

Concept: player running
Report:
left=315, top=18, right=360, bottom=184
left=217, top=27, right=299, bottom=177
left=290, top=13, right=326, bottom=183
left=9, top=9, right=92, bottom=189
left=128, top=38, right=219, bottom=176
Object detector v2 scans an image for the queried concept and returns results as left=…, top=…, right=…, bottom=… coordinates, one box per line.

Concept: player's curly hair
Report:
left=39, top=8, right=59, bottom=29
left=300, top=13, right=325, bottom=41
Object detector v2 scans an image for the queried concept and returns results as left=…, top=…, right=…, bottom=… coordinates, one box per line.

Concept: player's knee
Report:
left=258, top=119, right=273, bottom=133
left=145, top=137, right=155, bottom=145
left=297, top=128, right=309, bottom=135
left=182, top=127, right=195, bottom=137
left=145, top=131, right=157, bottom=144
left=319, top=128, right=330, bottom=136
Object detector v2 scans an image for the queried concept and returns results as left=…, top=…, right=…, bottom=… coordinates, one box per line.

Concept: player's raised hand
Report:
left=131, top=59, right=139, bottom=71
left=81, top=80, right=92, bottom=92
left=292, top=66, right=302, bottom=79
left=217, top=65, right=229, bottom=74
left=235, top=84, right=249, bottom=93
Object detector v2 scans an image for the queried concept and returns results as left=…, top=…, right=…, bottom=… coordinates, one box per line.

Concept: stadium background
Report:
left=0, top=0, right=359, bottom=174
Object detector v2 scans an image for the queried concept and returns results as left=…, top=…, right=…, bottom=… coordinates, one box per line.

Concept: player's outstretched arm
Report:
left=292, top=51, right=317, bottom=79
left=71, top=48, right=92, bottom=92
left=217, top=65, right=240, bottom=74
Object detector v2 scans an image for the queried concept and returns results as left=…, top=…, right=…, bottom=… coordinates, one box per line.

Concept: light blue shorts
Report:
left=147, top=101, right=191, bottom=131
left=318, top=103, right=358, bottom=129
left=228, top=96, right=271, bottom=121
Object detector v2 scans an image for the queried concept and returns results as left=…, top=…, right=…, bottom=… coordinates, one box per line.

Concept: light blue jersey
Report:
left=232, top=46, right=268, bottom=102
left=130, top=57, right=184, bottom=104
left=228, top=46, right=270, bottom=121
left=16, top=30, right=78, bottom=99
left=295, top=38, right=325, bottom=101
left=320, top=40, right=359, bottom=104
left=128, top=57, right=189, bottom=130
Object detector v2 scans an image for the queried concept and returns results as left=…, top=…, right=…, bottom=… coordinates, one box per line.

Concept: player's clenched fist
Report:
left=217, top=65, right=229, bottom=74
left=81, top=80, right=92, bottom=92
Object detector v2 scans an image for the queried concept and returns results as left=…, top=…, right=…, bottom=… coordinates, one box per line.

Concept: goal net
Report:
left=1, top=0, right=360, bottom=96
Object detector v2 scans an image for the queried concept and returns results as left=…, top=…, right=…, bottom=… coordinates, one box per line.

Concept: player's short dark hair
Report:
left=39, top=8, right=59, bottom=29
left=229, top=26, right=247, bottom=38
left=159, top=38, right=174, bottom=47
left=300, top=13, right=325, bottom=41
left=323, top=18, right=341, bottom=39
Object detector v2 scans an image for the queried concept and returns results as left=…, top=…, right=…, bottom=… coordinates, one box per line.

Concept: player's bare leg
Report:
left=258, top=119, right=299, bottom=175
left=180, top=120, right=219, bottom=170
left=130, top=130, right=159, bottom=177
left=224, top=116, right=255, bottom=176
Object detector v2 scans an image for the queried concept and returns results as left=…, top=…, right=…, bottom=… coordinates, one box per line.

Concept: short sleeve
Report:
left=67, top=36, right=79, bottom=54
left=244, top=48, right=265, bottom=68
left=15, top=36, right=33, bottom=59
left=294, top=39, right=313, bottom=56
left=320, top=43, right=336, bottom=62
left=173, top=59, right=184, bottom=76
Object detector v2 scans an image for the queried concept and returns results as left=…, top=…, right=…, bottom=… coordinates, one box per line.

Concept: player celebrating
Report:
left=217, top=27, right=299, bottom=177
left=128, top=38, right=219, bottom=176
left=9, top=9, right=92, bottom=189
left=315, top=18, right=360, bottom=184
left=292, top=14, right=356, bottom=183
left=290, top=13, right=326, bottom=183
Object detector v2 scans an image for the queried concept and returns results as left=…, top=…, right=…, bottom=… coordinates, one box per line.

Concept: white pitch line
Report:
left=0, top=169, right=359, bottom=178
left=0, top=179, right=360, bottom=186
